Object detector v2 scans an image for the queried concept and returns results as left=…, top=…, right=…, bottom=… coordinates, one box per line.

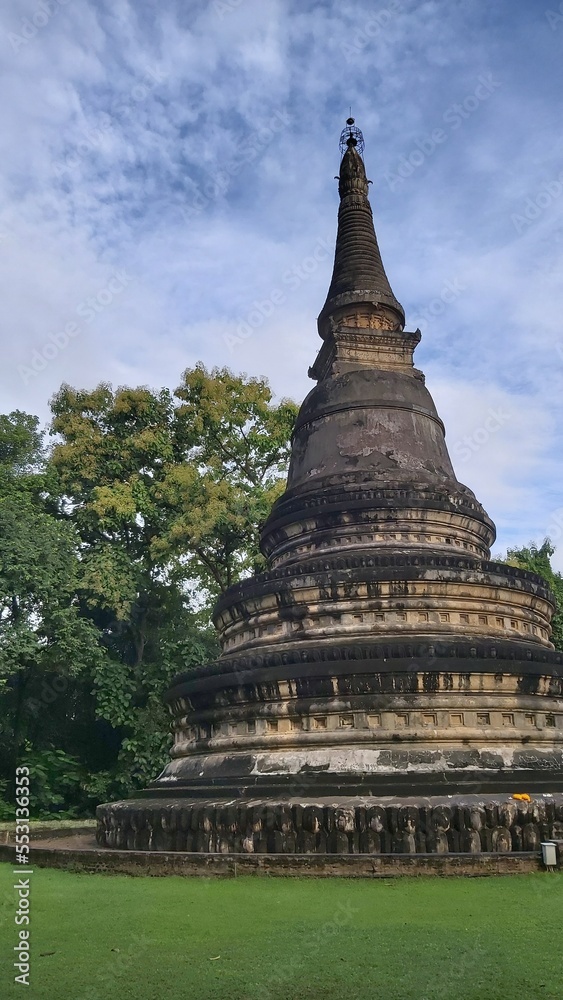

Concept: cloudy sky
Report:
left=1, top=0, right=562, bottom=565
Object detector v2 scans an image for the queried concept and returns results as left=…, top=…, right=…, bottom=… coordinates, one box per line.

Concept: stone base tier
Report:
left=164, top=638, right=563, bottom=764
left=261, top=476, right=495, bottom=566
left=213, top=554, right=555, bottom=656
left=96, top=793, right=563, bottom=855
left=98, top=642, right=563, bottom=857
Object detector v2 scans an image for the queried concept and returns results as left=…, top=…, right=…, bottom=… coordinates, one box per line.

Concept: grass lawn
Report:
left=1, top=866, right=562, bottom=999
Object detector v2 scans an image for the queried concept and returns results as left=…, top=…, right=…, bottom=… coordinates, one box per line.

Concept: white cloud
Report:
left=0, top=0, right=562, bottom=567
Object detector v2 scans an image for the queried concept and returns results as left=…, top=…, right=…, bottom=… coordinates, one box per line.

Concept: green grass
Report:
left=1, top=866, right=562, bottom=999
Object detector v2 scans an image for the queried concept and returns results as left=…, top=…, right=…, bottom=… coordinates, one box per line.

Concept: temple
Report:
left=98, top=120, right=563, bottom=855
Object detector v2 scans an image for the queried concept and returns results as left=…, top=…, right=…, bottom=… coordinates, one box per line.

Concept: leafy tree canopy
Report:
left=0, top=412, right=104, bottom=808
left=41, top=367, right=297, bottom=799
left=50, top=366, right=297, bottom=601
left=0, top=370, right=298, bottom=814
left=504, top=539, right=563, bottom=650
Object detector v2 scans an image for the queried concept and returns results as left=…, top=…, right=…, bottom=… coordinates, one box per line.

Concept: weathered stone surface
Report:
left=97, top=120, right=563, bottom=857
left=317, top=139, right=405, bottom=337
left=96, top=794, right=563, bottom=855
left=0, top=842, right=545, bottom=878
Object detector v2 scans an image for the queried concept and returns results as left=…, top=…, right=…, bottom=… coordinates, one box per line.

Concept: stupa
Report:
left=98, top=120, right=563, bottom=855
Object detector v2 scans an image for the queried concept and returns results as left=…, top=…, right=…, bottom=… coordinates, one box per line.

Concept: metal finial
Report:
left=339, top=117, right=364, bottom=157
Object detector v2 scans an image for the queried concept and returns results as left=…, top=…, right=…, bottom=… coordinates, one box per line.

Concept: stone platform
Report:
left=96, top=793, right=563, bottom=857
left=0, top=837, right=546, bottom=878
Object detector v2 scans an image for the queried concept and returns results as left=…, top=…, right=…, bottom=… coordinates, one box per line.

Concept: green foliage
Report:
left=169, top=364, right=298, bottom=589
left=0, top=410, right=43, bottom=470
left=21, top=748, right=85, bottom=817
left=49, top=368, right=297, bottom=601
left=0, top=778, right=15, bottom=819
left=9, top=748, right=130, bottom=818
left=48, top=369, right=293, bottom=796
left=0, top=367, right=296, bottom=816
left=0, top=412, right=106, bottom=804
left=505, top=539, right=563, bottom=649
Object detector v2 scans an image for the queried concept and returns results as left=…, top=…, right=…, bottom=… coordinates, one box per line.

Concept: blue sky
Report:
left=1, top=0, right=562, bottom=565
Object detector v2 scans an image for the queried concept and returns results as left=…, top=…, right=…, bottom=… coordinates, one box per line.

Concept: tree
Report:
left=50, top=367, right=297, bottom=601
left=504, top=540, right=563, bottom=650
left=47, top=367, right=297, bottom=789
left=160, top=364, right=298, bottom=593
left=0, top=412, right=105, bottom=813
